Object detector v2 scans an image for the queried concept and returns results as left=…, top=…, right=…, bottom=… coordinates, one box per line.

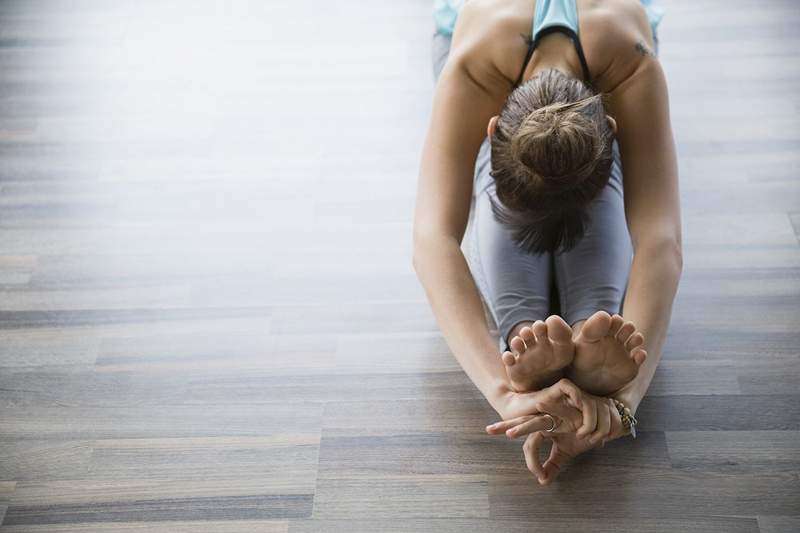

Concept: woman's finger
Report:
left=523, top=432, right=548, bottom=483
left=591, top=399, right=611, bottom=444
left=485, top=415, right=535, bottom=435
left=536, top=399, right=579, bottom=429
left=540, top=439, right=569, bottom=485
left=576, top=395, right=597, bottom=439
left=534, top=389, right=583, bottom=431
left=505, top=414, right=558, bottom=439
left=541, top=381, right=592, bottom=437
left=551, top=379, right=586, bottom=413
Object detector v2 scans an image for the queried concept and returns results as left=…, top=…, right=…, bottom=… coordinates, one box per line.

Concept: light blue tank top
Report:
left=533, top=0, right=580, bottom=38
left=433, top=0, right=664, bottom=41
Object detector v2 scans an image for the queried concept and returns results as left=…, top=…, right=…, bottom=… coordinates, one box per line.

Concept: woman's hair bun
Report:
left=509, top=97, right=604, bottom=191
left=489, top=69, right=616, bottom=253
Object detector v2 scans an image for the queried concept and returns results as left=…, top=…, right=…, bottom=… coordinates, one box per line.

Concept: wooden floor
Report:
left=1, top=0, right=799, bottom=531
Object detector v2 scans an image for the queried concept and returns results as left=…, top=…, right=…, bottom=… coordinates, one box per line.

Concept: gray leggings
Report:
left=432, top=32, right=633, bottom=351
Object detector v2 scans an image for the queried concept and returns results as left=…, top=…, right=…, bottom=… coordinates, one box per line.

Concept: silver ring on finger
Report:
left=542, top=413, right=560, bottom=433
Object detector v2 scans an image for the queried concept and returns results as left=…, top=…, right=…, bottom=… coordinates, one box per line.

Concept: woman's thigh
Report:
left=553, top=141, right=633, bottom=326
left=467, top=138, right=553, bottom=350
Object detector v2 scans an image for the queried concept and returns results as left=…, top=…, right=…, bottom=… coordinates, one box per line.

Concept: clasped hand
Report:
left=486, top=378, right=626, bottom=485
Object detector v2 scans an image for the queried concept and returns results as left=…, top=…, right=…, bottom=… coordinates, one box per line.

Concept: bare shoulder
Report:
left=448, top=0, right=533, bottom=93
left=584, top=0, right=659, bottom=92
left=588, top=0, right=655, bottom=43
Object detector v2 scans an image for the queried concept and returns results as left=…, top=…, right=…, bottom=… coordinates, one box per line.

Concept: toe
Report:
left=502, top=351, right=517, bottom=367
left=579, top=310, right=612, bottom=342
left=615, top=321, right=636, bottom=344
left=545, top=315, right=572, bottom=344
left=510, top=336, right=527, bottom=355
left=532, top=320, right=548, bottom=342
left=609, top=314, right=625, bottom=336
left=631, top=347, right=647, bottom=366
left=625, top=332, right=644, bottom=351
left=519, top=326, right=536, bottom=347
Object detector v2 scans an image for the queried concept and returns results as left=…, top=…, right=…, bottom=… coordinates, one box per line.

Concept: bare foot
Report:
left=502, top=315, right=575, bottom=392
left=566, top=311, right=647, bottom=396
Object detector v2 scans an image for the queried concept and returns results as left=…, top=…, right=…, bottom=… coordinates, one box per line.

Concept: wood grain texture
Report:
left=0, top=522, right=288, bottom=533
left=758, top=517, right=800, bottom=533
left=666, top=431, right=800, bottom=472
left=288, top=518, right=761, bottom=533
left=1, top=0, right=799, bottom=531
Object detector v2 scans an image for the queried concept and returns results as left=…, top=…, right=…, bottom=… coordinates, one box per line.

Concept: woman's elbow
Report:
left=672, top=239, right=684, bottom=274
left=412, top=243, right=424, bottom=275
left=412, top=227, right=458, bottom=275
left=411, top=228, right=435, bottom=274
left=635, top=234, right=683, bottom=275
left=663, top=234, right=683, bottom=273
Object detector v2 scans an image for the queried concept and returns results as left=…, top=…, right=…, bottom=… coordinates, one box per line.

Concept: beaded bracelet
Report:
left=611, top=398, right=638, bottom=439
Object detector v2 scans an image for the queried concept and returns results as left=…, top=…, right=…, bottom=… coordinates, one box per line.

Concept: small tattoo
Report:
left=635, top=40, right=655, bottom=57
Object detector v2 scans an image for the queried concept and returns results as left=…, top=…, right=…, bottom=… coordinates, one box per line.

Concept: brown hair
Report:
left=489, top=68, right=615, bottom=253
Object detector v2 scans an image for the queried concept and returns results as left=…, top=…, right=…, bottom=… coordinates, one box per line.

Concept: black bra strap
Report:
left=513, top=26, right=593, bottom=89
left=513, top=39, right=537, bottom=88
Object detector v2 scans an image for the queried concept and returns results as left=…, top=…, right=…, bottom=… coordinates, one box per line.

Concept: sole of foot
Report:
left=502, top=315, right=576, bottom=393
left=566, top=310, right=647, bottom=396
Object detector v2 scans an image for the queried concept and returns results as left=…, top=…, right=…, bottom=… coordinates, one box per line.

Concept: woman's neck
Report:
left=526, top=32, right=584, bottom=83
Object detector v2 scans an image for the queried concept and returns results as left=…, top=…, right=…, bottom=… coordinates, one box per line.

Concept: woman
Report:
left=413, top=0, right=682, bottom=485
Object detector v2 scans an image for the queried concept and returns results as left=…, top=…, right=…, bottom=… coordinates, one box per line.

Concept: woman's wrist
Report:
left=491, top=382, right=544, bottom=420
left=614, top=384, right=643, bottom=415
left=488, top=379, right=515, bottom=417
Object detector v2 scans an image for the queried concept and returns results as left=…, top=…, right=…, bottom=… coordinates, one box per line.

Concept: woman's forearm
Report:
left=413, top=233, right=512, bottom=413
left=615, top=240, right=683, bottom=413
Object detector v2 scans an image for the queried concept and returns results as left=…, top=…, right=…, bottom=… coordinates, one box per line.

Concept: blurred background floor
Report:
left=0, top=0, right=799, bottom=531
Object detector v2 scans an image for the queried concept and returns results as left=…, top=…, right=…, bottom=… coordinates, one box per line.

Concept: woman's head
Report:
left=488, top=68, right=616, bottom=254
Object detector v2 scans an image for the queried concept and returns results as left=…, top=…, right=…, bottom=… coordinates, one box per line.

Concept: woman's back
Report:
left=443, top=0, right=660, bottom=99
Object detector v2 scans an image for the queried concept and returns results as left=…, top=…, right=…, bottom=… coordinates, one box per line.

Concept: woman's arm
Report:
left=413, top=13, right=521, bottom=416
left=606, top=42, right=683, bottom=413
